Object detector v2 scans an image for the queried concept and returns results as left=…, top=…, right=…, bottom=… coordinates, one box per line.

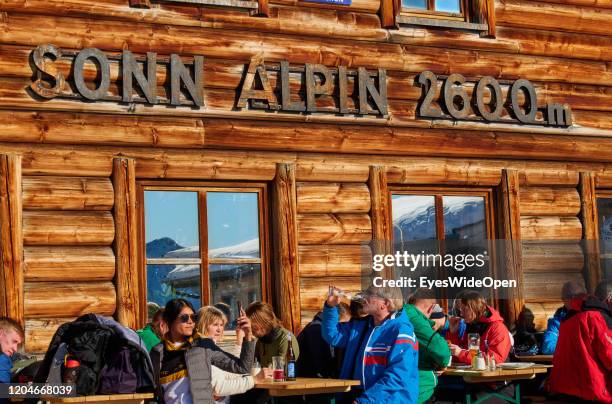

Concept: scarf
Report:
left=159, top=334, right=200, bottom=385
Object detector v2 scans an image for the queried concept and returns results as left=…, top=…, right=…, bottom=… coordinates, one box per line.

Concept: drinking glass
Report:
left=272, top=356, right=285, bottom=382
left=468, top=333, right=480, bottom=360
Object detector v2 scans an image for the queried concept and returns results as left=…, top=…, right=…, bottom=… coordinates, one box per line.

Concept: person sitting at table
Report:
left=196, top=306, right=269, bottom=404
left=596, top=279, right=612, bottom=311
left=350, top=295, right=367, bottom=319
left=149, top=298, right=255, bottom=404
left=0, top=317, right=24, bottom=404
left=438, top=291, right=467, bottom=345
left=448, top=290, right=511, bottom=365
left=540, top=281, right=587, bottom=355
left=245, top=301, right=300, bottom=368
left=296, top=302, right=350, bottom=379
left=322, top=286, right=419, bottom=404
left=137, top=308, right=167, bottom=351
left=404, top=289, right=451, bottom=404
left=513, top=308, right=539, bottom=356
left=548, top=280, right=612, bottom=403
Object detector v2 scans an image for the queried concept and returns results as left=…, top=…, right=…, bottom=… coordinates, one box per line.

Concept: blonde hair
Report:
left=0, top=317, right=24, bottom=340
left=245, top=302, right=280, bottom=335
left=196, top=306, right=227, bottom=337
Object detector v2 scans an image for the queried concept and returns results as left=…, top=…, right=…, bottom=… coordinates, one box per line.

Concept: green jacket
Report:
left=136, top=324, right=161, bottom=352
left=404, top=304, right=452, bottom=404
left=255, top=326, right=300, bottom=368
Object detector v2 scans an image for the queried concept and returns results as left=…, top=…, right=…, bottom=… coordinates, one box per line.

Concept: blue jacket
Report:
left=541, top=307, right=567, bottom=355
left=0, top=353, right=9, bottom=404
left=0, top=353, right=11, bottom=383
left=321, top=304, right=419, bottom=404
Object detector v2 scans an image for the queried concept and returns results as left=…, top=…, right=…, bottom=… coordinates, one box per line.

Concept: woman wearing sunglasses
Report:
left=150, top=298, right=255, bottom=404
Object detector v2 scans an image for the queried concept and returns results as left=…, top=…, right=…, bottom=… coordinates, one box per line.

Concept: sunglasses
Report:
left=179, top=314, right=197, bottom=323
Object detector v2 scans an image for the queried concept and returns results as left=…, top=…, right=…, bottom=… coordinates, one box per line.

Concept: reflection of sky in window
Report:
left=207, top=192, right=259, bottom=250
left=402, top=0, right=426, bottom=8
left=436, top=0, right=460, bottom=13
left=145, top=191, right=199, bottom=247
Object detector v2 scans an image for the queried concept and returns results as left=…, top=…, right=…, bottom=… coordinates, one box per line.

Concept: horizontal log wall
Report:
left=296, top=178, right=373, bottom=325
left=10, top=143, right=612, bottom=344
left=520, top=184, right=588, bottom=329
left=22, top=174, right=116, bottom=352
left=0, top=3, right=610, bottom=142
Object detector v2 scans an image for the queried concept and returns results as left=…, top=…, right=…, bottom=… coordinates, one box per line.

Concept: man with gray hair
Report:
left=548, top=279, right=611, bottom=402
left=322, top=286, right=419, bottom=403
left=541, top=280, right=587, bottom=354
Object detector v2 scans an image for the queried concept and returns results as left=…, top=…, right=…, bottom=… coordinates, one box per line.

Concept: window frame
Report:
left=596, top=190, right=612, bottom=268
left=137, top=180, right=272, bottom=327
left=390, top=0, right=495, bottom=36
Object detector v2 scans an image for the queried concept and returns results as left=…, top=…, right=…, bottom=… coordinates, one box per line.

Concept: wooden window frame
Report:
left=137, top=180, right=272, bottom=328
left=388, top=0, right=495, bottom=36
left=388, top=186, right=497, bottom=308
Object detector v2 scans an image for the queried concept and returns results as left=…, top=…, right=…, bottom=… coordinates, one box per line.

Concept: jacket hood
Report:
left=566, top=295, right=612, bottom=328
left=478, top=305, right=504, bottom=324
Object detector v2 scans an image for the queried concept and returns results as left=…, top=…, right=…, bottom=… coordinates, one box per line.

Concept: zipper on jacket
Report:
left=361, top=311, right=400, bottom=388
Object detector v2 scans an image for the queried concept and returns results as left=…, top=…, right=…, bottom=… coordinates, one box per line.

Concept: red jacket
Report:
left=549, top=297, right=612, bottom=403
left=454, top=306, right=511, bottom=365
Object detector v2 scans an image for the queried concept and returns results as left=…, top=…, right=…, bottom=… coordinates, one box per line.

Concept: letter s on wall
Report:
left=30, top=44, right=66, bottom=99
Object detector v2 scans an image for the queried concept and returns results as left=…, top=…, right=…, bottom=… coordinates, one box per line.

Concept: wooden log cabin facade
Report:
left=0, top=0, right=611, bottom=353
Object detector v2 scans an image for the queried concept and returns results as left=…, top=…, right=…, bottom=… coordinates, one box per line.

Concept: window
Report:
left=395, top=0, right=494, bottom=36
left=402, top=0, right=464, bottom=19
left=140, top=183, right=269, bottom=328
left=597, top=193, right=612, bottom=282
left=390, top=188, right=494, bottom=302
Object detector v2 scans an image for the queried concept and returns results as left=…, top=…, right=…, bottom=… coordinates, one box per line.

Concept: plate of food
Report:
left=449, top=364, right=473, bottom=370
left=497, top=362, right=534, bottom=369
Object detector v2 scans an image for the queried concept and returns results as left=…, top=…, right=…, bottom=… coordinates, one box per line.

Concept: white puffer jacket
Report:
left=210, top=365, right=254, bottom=404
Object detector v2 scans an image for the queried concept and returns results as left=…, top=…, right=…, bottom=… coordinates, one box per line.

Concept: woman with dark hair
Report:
left=149, top=299, right=256, bottom=404
left=448, top=291, right=512, bottom=365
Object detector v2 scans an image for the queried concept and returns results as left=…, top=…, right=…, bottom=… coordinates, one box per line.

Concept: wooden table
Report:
left=255, top=377, right=360, bottom=400
left=515, top=355, right=554, bottom=363
left=42, top=393, right=154, bottom=404
left=444, top=365, right=551, bottom=404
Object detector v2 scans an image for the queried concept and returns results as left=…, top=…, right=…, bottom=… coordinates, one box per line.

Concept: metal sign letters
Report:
left=27, top=45, right=573, bottom=126
left=415, top=71, right=572, bottom=127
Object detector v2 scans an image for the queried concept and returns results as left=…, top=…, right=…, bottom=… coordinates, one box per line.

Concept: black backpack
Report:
left=34, top=319, right=114, bottom=395
left=34, top=314, right=154, bottom=396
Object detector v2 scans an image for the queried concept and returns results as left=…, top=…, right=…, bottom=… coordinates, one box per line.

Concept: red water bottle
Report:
left=63, top=357, right=80, bottom=384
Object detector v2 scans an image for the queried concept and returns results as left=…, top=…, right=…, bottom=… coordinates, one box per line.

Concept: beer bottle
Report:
left=286, top=331, right=296, bottom=381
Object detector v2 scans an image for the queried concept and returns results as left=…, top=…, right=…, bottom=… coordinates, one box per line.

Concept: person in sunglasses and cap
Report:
left=322, top=286, right=419, bottom=404
left=149, top=298, right=256, bottom=404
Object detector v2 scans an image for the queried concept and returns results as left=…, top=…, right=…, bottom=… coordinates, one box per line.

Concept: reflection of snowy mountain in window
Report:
left=393, top=196, right=485, bottom=241
left=164, top=238, right=260, bottom=285
left=145, top=238, right=262, bottom=319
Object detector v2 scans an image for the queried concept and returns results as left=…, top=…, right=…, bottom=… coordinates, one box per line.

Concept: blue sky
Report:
left=144, top=191, right=260, bottom=250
